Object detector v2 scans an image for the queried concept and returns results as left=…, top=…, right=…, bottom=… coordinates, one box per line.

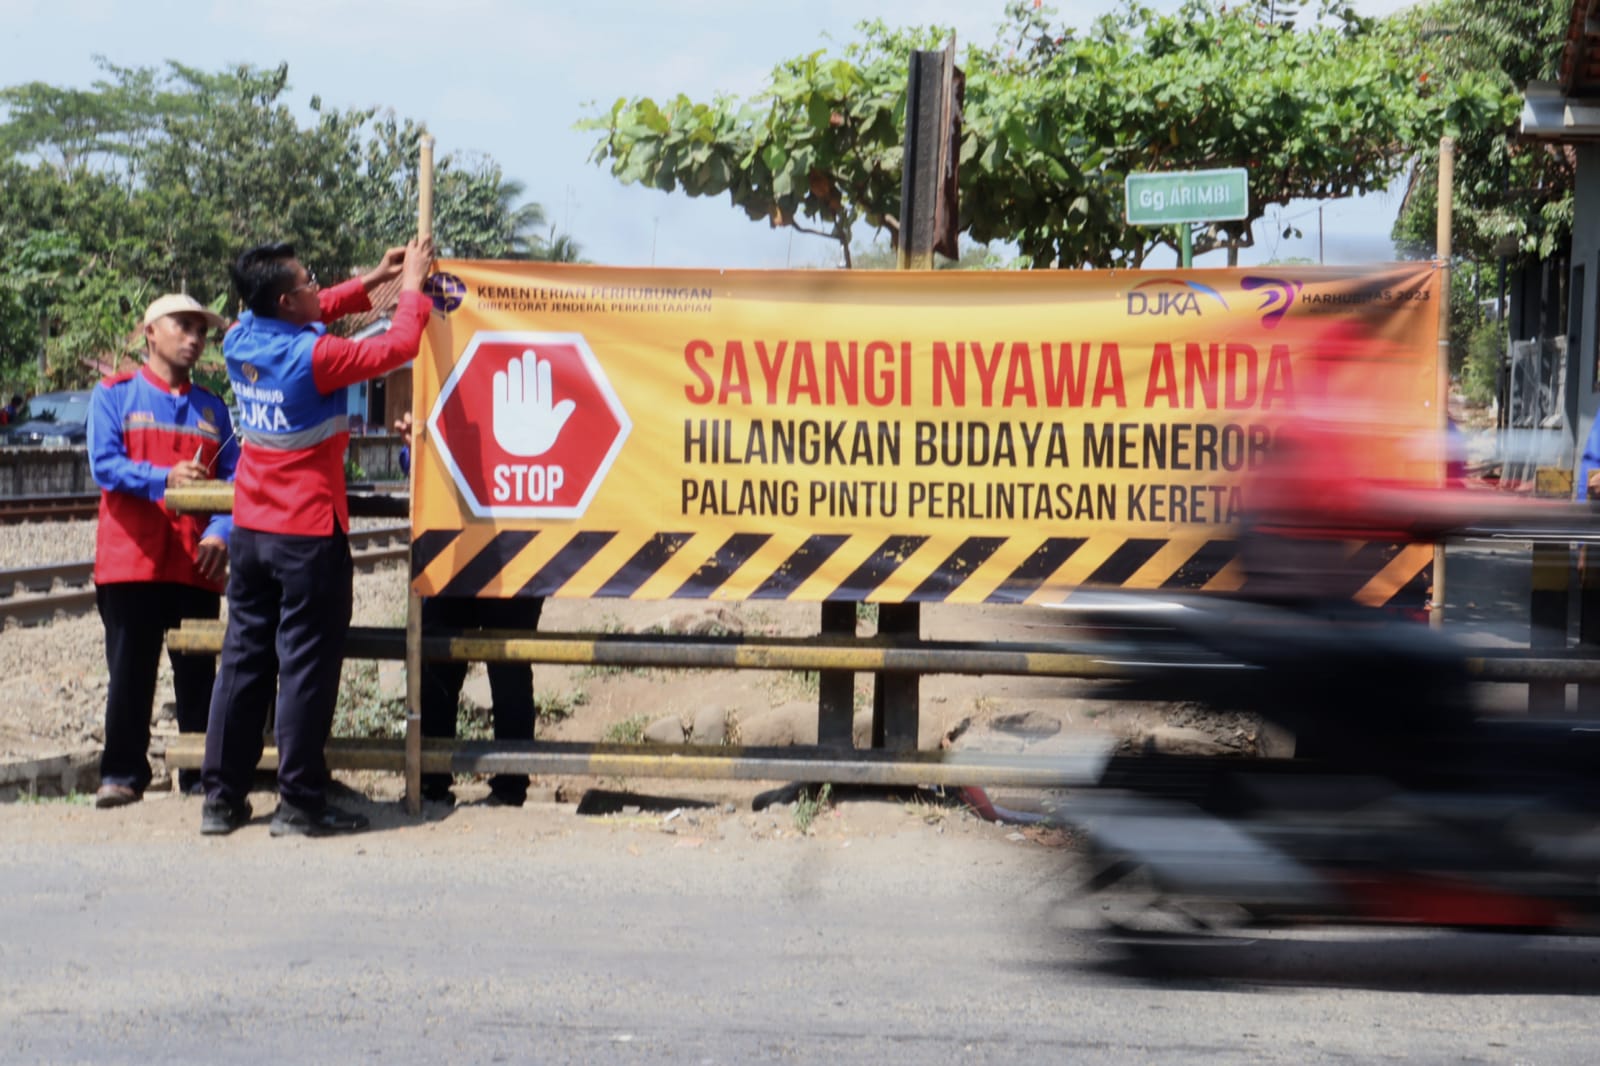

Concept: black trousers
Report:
left=421, top=595, right=542, bottom=801
left=96, top=581, right=221, bottom=792
left=202, top=526, right=352, bottom=811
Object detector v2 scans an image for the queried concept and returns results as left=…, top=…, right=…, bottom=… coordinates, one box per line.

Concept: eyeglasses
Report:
left=287, top=271, right=319, bottom=295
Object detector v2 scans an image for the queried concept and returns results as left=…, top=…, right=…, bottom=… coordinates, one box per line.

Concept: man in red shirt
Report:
left=89, top=294, right=236, bottom=807
left=201, top=237, right=433, bottom=837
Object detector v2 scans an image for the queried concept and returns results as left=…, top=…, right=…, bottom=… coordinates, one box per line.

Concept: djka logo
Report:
left=1240, top=276, right=1305, bottom=330
left=1126, top=278, right=1229, bottom=318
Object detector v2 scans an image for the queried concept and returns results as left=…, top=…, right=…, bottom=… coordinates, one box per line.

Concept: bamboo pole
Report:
left=1432, top=136, right=1454, bottom=630
left=403, top=134, right=435, bottom=814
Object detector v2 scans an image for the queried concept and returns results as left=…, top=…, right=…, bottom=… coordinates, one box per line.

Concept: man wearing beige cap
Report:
left=87, top=293, right=238, bottom=808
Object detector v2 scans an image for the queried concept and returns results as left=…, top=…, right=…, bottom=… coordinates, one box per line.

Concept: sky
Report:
left=3, top=0, right=1420, bottom=271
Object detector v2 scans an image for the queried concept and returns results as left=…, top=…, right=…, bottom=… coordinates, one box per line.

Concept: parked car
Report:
left=4, top=390, right=92, bottom=447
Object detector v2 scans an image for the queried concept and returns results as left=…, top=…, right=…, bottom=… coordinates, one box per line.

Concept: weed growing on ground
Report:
left=538, top=687, right=587, bottom=724
left=16, top=791, right=91, bottom=806
left=793, top=782, right=833, bottom=834
left=903, top=791, right=959, bottom=824
left=604, top=714, right=651, bottom=744
left=334, top=661, right=406, bottom=740
left=457, top=699, right=493, bottom=740
left=333, top=660, right=588, bottom=742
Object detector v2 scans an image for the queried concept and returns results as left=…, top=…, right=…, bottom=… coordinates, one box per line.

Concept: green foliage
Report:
left=1463, top=317, right=1504, bottom=405
left=793, top=782, right=833, bottom=834
left=584, top=21, right=930, bottom=267
left=334, top=661, right=406, bottom=741
left=1445, top=261, right=1490, bottom=375
left=537, top=687, right=587, bottom=724
left=1390, top=0, right=1570, bottom=264
left=584, top=0, right=1501, bottom=268
left=434, top=681, right=586, bottom=742
left=850, top=238, right=1008, bottom=270
left=15, top=790, right=93, bottom=806
left=0, top=58, right=579, bottom=385
left=604, top=714, right=651, bottom=744
left=347, top=113, right=577, bottom=260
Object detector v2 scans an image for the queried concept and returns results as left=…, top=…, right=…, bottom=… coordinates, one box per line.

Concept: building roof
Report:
left=1523, top=0, right=1600, bottom=140
left=336, top=274, right=404, bottom=337
left=1560, top=0, right=1600, bottom=96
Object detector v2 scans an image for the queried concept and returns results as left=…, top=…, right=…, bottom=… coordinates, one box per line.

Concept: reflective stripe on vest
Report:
left=240, top=413, right=349, bottom=450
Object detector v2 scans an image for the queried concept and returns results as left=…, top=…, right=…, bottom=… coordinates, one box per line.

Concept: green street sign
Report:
left=1125, top=168, right=1249, bottom=226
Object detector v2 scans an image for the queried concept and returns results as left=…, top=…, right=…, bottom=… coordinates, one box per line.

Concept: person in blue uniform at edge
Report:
left=200, top=236, right=434, bottom=837
left=396, top=411, right=539, bottom=807
left=1580, top=417, right=1600, bottom=501
left=88, top=294, right=238, bottom=808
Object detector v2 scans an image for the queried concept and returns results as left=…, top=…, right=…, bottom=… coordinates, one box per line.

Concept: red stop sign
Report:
left=428, top=332, right=631, bottom=518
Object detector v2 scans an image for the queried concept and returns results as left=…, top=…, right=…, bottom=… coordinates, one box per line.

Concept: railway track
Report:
left=0, top=486, right=410, bottom=525
left=0, top=523, right=411, bottom=628
left=0, top=493, right=100, bottom=524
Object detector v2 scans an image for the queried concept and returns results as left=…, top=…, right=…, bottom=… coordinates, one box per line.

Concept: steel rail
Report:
left=1, top=588, right=99, bottom=627
left=0, top=525, right=410, bottom=628
left=1, top=559, right=89, bottom=596
left=0, top=493, right=99, bottom=524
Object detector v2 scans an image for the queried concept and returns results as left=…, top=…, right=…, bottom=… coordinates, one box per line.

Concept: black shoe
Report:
left=95, top=784, right=141, bottom=809
left=177, top=770, right=204, bottom=797
left=270, top=800, right=370, bottom=838
left=200, top=798, right=253, bottom=835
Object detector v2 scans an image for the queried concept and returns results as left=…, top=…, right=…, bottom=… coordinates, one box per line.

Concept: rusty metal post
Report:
left=897, top=39, right=960, bottom=271
left=870, top=40, right=960, bottom=750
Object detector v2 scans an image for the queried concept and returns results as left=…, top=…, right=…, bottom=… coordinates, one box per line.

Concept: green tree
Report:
left=136, top=62, right=375, bottom=303
left=1390, top=0, right=1570, bottom=262
left=0, top=160, right=159, bottom=387
left=583, top=0, right=1503, bottom=269
left=0, top=59, right=577, bottom=385
left=349, top=114, right=576, bottom=260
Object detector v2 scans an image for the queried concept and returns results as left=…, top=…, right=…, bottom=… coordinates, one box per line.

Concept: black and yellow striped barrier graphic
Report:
left=412, top=528, right=1432, bottom=608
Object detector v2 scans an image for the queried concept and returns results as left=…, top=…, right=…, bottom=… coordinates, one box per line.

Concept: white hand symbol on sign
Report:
left=492, top=349, right=576, bottom=457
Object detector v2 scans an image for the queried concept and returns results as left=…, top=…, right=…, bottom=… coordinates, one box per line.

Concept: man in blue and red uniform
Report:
left=89, top=293, right=237, bottom=808
left=200, top=237, right=433, bottom=837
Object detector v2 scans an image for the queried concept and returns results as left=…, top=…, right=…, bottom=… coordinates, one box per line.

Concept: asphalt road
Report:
left=2, top=790, right=1597, bottom=1065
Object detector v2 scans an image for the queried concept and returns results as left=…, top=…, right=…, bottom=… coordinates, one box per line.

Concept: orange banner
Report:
left=410, top=262, right=1442, bottom=602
